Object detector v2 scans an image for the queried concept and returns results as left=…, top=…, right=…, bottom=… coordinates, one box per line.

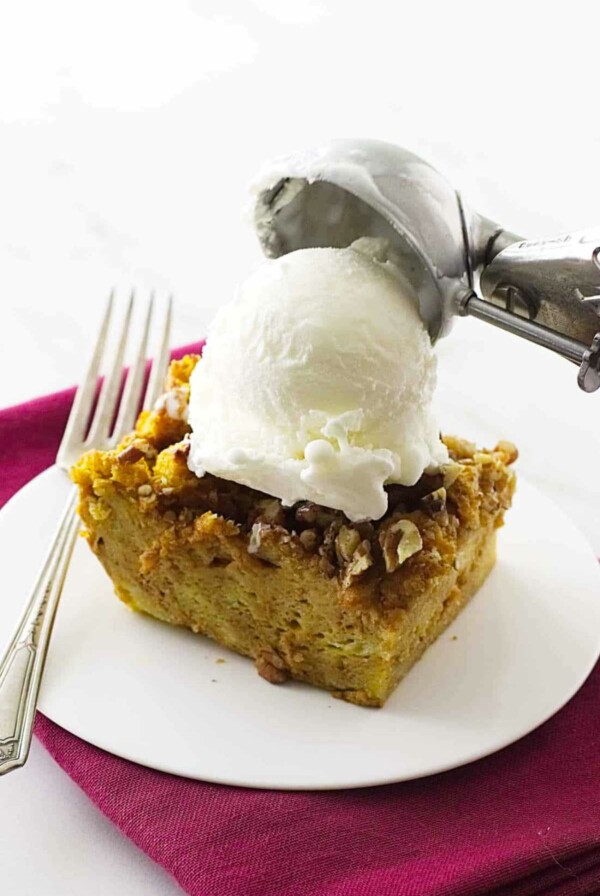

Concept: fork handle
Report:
left=0, top=489, right=79, bottom=775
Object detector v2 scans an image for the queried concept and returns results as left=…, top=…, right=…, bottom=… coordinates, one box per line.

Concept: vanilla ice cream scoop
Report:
left=187, top=241, right=448, bottom=521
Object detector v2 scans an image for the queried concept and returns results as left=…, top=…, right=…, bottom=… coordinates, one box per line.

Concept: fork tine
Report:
left=57, top=291, right=114, bottom=459
left=86, top=291, right=135, bottom=445
left=143, top=294, right=173, bottom=410
left=111, top=294, right=155, bottom=441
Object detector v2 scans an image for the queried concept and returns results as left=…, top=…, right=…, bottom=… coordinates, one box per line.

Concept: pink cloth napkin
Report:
left=2, top=346, right=600, bottom=896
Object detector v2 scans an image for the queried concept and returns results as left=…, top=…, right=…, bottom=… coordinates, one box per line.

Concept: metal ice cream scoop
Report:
left=252, top=139, right=600, bottom=392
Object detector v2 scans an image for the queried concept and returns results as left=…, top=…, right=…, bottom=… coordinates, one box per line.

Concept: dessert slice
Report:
left=72, top=355, right=516, bottom=707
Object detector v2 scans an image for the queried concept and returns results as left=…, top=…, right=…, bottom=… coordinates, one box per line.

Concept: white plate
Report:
left=2, top=465, right=600, bottom=790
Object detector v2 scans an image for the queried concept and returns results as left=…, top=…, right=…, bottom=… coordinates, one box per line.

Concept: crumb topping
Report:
left=72, top=354, right=517, bottom=608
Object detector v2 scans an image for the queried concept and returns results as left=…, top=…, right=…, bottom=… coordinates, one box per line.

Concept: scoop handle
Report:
left=462, top=222, right=600, bottom=391
left=460, top=292, right=600, bottom=392
left=479, top=228, right=600, bottom=337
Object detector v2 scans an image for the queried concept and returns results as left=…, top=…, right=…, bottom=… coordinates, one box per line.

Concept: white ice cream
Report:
left=187, top=240, right=448, bottom=521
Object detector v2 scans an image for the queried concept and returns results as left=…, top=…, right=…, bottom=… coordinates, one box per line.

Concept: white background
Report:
left=1, top=1, right=599, bottom=893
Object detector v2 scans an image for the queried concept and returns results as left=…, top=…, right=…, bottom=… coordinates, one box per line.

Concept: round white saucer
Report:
left=1, top=466, right=599, bottom=789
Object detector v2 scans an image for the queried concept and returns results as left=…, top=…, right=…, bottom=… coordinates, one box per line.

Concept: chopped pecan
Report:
left=445, top=436, right=477, bottom=459
left=247, top=521, right=289, bottom=560
left=255, top=649, right=289, bottom=684
left=294, top=502, right=340, bottom=530
left=442, top=462, right=462, bottom=490
left=421, top=486, right=447, bottom=515
left=341, top=539, right=373, bottom=587
left=117, top=444, right=144, bottom=464
left=173, top=437, right=191, bottom=460
left=248, top=522, right=269, bottom=555
left=495, top=440, right=518, bottom=464
left=395, top=520, right=423, bottom=567
left=117, top=438, right=156, bottom=465
left=335, top=525, right=361, bottom=564
left=321, top=518, right=342, bottom=550
left=316, top=517, right=344, bottom=577
left=299, top=528, right=320, bottom=553
left=294, top=502, right=318, bottom=526
left=379, top=519, right=423, bottom=573
left=255, top=498, right=286, bottom=527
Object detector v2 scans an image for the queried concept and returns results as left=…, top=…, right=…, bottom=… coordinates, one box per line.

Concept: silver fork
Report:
left=0, top=291, right=173, bottom=775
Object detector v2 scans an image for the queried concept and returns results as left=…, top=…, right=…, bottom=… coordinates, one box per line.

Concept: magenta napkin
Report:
left=2, top=347, right=600, bottom=896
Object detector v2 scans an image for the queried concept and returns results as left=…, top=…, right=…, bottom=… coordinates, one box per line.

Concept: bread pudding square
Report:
left=72, top=355, right=516, bottom=707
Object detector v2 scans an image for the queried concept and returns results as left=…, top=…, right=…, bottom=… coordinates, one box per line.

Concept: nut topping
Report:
left=335, top=525, right=361, bottom=564
left=421, top=486, right=447, bottom=515
left=173, top=437, right=191, bottom=460
left=117, top=444, right=144, bottom=464
left=295, top=502, right=339, bottom=529
left=299, top=528, right=319, bottom=553
left=248, top=521, right=269, bottom=555
left=341, top=539, right=374, bottom=587
left=117, top=438, right=156, bottom=465
left=255, top=498, right=286, bottom=527
left=247, top=521, right=290, bottom=559
left=379, top=519, right=423, bottom=572
left=495, top=440, right=519, bottom=464
left=395, top=520, right=423, bottom=566
left=442, top=462, right=462, bottom=490
left=255, top=649, right=289, bottom=684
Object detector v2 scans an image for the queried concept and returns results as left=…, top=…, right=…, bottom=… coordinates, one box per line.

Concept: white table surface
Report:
left=1, top=2, right=599, bottom=894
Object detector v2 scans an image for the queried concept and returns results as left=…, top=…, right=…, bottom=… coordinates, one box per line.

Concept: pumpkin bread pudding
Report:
left=72, top=354, right=517, bottom=707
